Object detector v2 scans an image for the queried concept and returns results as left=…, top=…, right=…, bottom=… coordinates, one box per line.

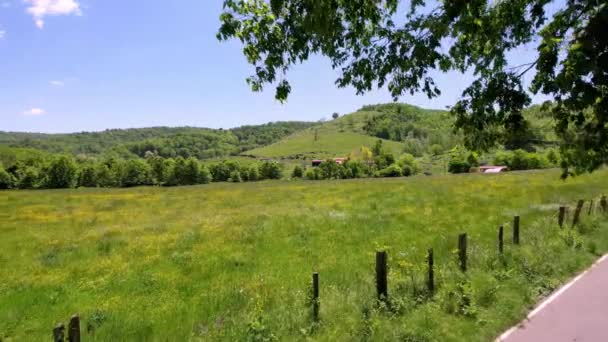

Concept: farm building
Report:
left=479, top=166, right=508, bottom=173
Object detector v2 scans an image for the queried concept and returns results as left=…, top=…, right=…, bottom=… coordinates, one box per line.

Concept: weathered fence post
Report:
left=572, top=200, right=585, bottom=226
left=375, top=251, right=388, bottom=301
left=558, top=206, right=566, bottom=228
left=588, top=200, right=594, bottom=216
left=427, top=248, right=434, bottom=293
left=311, top=272, right=319, bottom=321
left=68, top=315, right=80, bottom=342
left=458, top=233, right=467, bottom=272
left=513, top=216, right=520, bottom=245
left=53, top=323, right=65, bottom=342
left=601, top=196, right=607, bottom=213
left=498, top=226, right=504, bottom=254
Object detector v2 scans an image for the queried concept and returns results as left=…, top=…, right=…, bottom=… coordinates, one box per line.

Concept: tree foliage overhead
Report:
left=218, top=0, right=607, bottom=175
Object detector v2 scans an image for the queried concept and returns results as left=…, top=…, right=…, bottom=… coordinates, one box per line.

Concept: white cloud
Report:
left=24, top=0, right=81, bottom=29
left=0, top=30, right=5, bottom=39
left=23, top=108, right=46, bottom=116
left=50, top=80, right=64, bottom=86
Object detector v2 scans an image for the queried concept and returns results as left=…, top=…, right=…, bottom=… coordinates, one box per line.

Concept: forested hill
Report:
left=0, top=122, right=317, bottom=159
left=244, top=103, right=555, bottom=159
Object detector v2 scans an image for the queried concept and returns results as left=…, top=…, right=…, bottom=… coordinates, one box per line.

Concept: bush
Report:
left=79, top=164, right=98, bottom=187
left=402, top=165, right=413, bottom=177
left=95, top=164, right=115, bottom=187
left=379, top=164, right=403, bottom=177
left=345, top=160, right=366, bottom=178
left=259, top=161, right=283, bottom=180
left=397, top=153, right=420, bottom=175
left=45, top=155, right=79, bottom=189
left=448, top=159, right=471, bottom=174
left=429, top=144, right=443, bottom=156
left=19, top=166, right=41, bottom=189
left=248, top=165, right=260, bottom=181
left=305, top=168, right=316, bottom=180
left=122, top=159, right=153, bottom=187
left=229, top=170, right=242, bottom=183
left=199, top=166, right=212, bottom=184
left=0, top=167, right=15, bottom=189
left=318, top=160, right=340, bottom=179
left=291, top=165, right=304, bottom=178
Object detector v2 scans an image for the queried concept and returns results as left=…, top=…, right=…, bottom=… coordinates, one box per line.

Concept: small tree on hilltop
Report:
left=332, top=112, right=339, bottom=120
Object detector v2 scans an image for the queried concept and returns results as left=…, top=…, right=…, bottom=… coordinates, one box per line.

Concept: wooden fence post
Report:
left=572, top=200, right=585, bottom=226
left=427, top=248, right=434, bottom=293
left=601, top=196, right=607, bottom=213
left=53, top=323, right=65, bottom=342
left=588, top=200, right=594, bottom=216
left=68, top=315, right=80, bottom=342
left=458, top=233, right=467, bottom=272
left=375, top=251, right=388, bottom=301
left=498, top=226, right=504, bottom=254
left=558, top=206, right=566, bottom=228
left=513, top=216, right=520, bottom=245
left=311, top=273, right=319, bottom=321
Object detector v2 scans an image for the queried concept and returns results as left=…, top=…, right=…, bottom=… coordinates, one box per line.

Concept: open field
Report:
left=1, top=169, right=608, bottom=341
left=244, top=128, right=404, bottom=159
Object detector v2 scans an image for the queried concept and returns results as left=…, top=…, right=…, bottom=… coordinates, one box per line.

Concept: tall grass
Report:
left=1, top=169, right=607, bottom=341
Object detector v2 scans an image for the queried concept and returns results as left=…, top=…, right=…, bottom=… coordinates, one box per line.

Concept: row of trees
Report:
left=291, top=140, right=421, bottom=181
left=447, top=145, right=558, bottom=174
left=0, top=154, right=284, bottom=190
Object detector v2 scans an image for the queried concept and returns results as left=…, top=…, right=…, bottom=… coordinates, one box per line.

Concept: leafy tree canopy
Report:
left=218, top=0, right=607, bottom=176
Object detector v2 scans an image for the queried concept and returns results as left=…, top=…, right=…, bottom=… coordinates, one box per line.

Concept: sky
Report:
left=0, top=0, right=550, bottom=133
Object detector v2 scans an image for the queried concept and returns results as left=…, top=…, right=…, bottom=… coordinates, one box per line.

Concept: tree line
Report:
left=0, top=154, right=284, bottom=190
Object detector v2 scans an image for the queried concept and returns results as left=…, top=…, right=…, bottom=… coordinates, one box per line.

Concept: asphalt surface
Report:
left=498, top=255, right=608, bottom=342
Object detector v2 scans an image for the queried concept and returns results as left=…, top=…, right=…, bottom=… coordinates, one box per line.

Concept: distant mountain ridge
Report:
left=1, top=103, right=554, bottom=162
left=0, top=122, right=318, bottom=159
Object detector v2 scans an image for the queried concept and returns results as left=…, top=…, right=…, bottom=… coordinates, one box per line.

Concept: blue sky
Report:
left=0, top=1, right=548, bottom=133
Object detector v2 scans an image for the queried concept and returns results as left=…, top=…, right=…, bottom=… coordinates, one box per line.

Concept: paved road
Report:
left=498, top=255, right=608, bottom=342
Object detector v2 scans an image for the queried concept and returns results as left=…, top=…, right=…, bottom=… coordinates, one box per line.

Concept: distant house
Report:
left=312, top=158, right=347, bottom=167
left=479, top=165, right=508, bottom=173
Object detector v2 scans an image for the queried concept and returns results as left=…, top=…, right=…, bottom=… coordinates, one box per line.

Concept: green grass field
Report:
left=1, top=170, right=608, bottom=341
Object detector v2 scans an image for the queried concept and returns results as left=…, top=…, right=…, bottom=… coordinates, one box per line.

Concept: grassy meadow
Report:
left=1, top=170, right=608, bottom=341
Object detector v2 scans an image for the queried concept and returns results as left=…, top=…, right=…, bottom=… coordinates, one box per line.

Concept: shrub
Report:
left=291, top=165, right=304, bottom=178
left=318, top=160, right=340, bottom=179
left=199, top=166, right=212, bottom=184
left=122, top=159, right=153, bottom=187
left=397, top=153, right=420, bottom=175
left=429, top=144, right=443, bottom=156
left=305, top=168, right=316, bottom=180
left=229, top=170, right=242, bottom=183
left=379, top=164, right=403, bottom=177
left=343, top=160, right=366, bottom=178
left=259, top=161, right=283, bottom=180
left=45, top=155, right=79, bottom=189
left=79, top=164, right=98, bottom=187
left=402, top=165, right=413, bottom=177
left=448, top=159, right=471, bottom=174
left=248, top=165, right=260, bottom=181
left=0, top=167, right=15, bottom=189
left=19, top=166, right=41, bottom=189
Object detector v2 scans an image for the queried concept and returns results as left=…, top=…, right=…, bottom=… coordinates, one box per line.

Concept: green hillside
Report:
left=243, top=129, right=404, bottom=159
left=249, top=103, right=555, bottom=158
